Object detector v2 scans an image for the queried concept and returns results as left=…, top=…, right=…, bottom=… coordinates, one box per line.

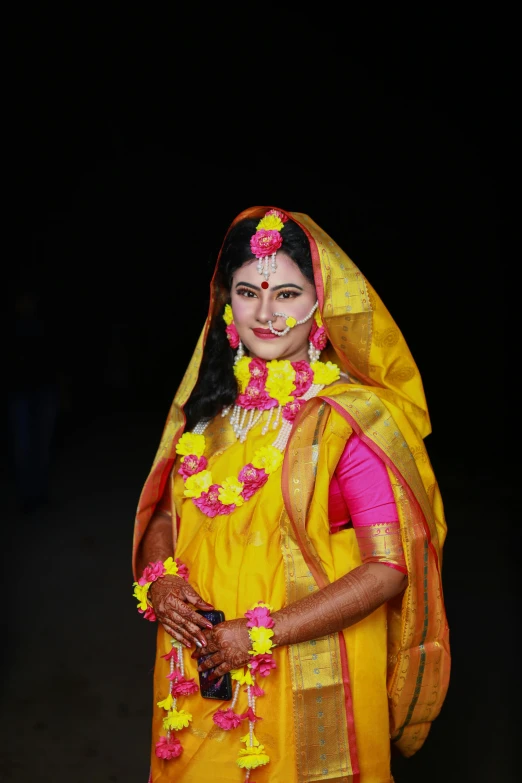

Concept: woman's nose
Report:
left=255, top=295, right=273, bottom=324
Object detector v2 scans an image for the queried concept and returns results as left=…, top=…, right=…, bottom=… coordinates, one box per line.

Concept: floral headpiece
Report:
left=250, top=209, right=289, bottom=282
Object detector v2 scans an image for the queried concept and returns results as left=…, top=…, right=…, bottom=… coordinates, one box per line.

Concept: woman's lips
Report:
left=252, top=328, right=279, bottom=340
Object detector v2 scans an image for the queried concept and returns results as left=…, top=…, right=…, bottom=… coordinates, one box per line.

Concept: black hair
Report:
left=183, top=216, right=314, bottom=430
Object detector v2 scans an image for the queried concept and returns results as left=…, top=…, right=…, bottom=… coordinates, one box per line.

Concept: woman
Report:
left=132, top=207, right=450, bottom=783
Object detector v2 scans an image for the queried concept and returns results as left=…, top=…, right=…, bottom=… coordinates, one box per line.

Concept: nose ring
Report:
left=267, top=301, right=319, bottom=336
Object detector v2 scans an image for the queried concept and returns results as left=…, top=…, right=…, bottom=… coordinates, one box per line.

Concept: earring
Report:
left=234, top=340, right=245, bottom=364
left=308, top=342, right=321, bottom=362
left=308, top=312, right=327, bottom=362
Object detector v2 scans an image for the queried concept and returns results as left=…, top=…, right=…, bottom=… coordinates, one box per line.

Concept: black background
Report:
left=2, top=11, right=516, bottom=783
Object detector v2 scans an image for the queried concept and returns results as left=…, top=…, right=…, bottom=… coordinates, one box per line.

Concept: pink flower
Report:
left=178, top=454, right=208, bottom=479
left=291, top=361, right=314, bottom=396
left=175, top=558, right=190, bottom=580
left=141, top=606, right=157, bottom=622
left=212, top=708, right=243, bottom=730
left=248, top=358, right=268, bottom=382
left=282, top=399, right=304, bottom=423
left=161, top=648, right=179, bottom=663
left=240, top=706, right=262, bottom=723
left=139, top=560, right=165, bottom=585
left=237, top=384, right=276, bottom=411
left=249, top=653, right=277, bottom=677
left=193, top=485, right=236, bottom=518
left=244, top=605, right=274, bottom=628
left=155, top=735, right=183, bottom=760
left=250, top=229, right=283, bottom=259
left=265, top=209, right=288, bottom=223
left=238, top=465, right=269, bottom=500
left=310, top=321, right=328, bottom=350
left=171, top=677, right=199, bottom=696
left=225, top=322, right=240, bottom=349
left=246, top=683, right=265, bottom=697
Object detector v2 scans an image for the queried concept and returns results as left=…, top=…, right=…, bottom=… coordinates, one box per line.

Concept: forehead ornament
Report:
left=250, top=209, right=289, bottom=281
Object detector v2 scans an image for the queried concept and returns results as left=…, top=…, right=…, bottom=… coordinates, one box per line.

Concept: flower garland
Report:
left=134, top=560, right=277, bottom=775
left=133, top=558, right=200, bottom=760
left=212, top=602, right=276, bottom=778
left=176, top=358, right=340, bottom=517
left=132, top=556, right=189, bottom=622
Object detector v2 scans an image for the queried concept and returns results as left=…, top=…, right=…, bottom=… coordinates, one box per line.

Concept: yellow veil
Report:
left=132, top=206, right=450, bottom=758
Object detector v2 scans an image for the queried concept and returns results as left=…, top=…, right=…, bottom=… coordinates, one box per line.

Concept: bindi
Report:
left=261, top=281, right=269, bottom=289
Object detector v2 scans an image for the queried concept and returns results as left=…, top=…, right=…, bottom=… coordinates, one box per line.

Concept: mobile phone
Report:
left=196, top=609, right=233, bottom=701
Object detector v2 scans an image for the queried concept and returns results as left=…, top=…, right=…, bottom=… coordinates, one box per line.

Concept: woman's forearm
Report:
left=135, top=512, right=174, bottom=577
left=272, top=563, right=407, bottom=646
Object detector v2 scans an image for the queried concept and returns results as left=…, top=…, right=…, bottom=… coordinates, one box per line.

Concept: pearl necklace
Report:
left=193, top=358, right=339, bottom=449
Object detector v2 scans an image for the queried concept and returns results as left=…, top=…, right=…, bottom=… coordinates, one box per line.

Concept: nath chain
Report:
left=267, top=301, right=318, bottom=336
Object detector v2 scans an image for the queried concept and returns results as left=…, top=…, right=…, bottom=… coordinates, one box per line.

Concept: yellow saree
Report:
left=132, top=207, right=450, bottom=782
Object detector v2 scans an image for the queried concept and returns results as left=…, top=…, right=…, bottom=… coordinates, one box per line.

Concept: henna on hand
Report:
left=149, top=575, right=214, bottom=648
left=191, top=618, right=251, bottom=679
left=272, top=563, right=406, bottom=647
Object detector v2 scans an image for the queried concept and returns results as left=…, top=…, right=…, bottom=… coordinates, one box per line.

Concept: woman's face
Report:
left=230, top=252, right=317, bottom=363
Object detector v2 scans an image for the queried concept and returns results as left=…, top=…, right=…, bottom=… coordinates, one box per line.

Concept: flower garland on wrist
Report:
left=212, top=602, right=276, bottom=778
left=133, top=557, right=199, bottom=760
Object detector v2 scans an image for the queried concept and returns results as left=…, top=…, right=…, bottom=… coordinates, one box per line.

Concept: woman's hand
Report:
left=191, top=618, right=251, bottom=679
left=149, top=575, right=214, bottom=648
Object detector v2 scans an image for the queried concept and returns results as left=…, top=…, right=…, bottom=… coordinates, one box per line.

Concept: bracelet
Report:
left=132, top=557, right=189, bottom=622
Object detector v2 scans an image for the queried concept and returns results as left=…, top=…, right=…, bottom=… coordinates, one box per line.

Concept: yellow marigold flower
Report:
left=314, top=309, right=323, bottom=327
left=176, top=432, right=206, bottom=458
left=268, top=380, right=294, bottom=405
left=249, top=626, right=275, bottom=655
left=133, top=582, right=150, bottom=611
left=157, top=693, right=174, bottom=711
left=162, top=557, right=179, bottom=576
left=240, top=732, right=259, bottom=745
left=266, top=360, right=295, bottom=405
left=223, top=303, right=234, bottom=325
left=231, top=667, right=254, bottom=686
left=311, top=360, right=340, bottom=386
left=184, top=470, right=213, bottom=498
left=266, top=359, right=294, bottom=384
left=163, top=708, right=192, bottom=731
left=233, top=356, right=252, bottom=392
left=218, top=477, right=244, bottom=506
left=257, top=214, right=284, bottom=232
left=237, top=744, right=270, bottom=769
left=252, top=445, right=283, bottom=475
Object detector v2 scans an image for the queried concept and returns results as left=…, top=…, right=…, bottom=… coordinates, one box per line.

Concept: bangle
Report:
left=132, top=557, right=189, bottom=622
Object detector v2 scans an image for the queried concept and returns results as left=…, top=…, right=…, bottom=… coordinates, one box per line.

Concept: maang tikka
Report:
left=223, top=210, right=328, bottom=362
left=250, top=209, right=288, bottom=281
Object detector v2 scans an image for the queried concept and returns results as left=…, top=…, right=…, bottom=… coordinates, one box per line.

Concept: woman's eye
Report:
left=237, top=289, right=257, bottom=298
left=278, top=291, right=298, bottom=299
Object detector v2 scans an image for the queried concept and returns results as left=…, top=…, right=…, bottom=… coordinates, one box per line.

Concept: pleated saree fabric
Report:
left=132, top=208, right=450, bottom=782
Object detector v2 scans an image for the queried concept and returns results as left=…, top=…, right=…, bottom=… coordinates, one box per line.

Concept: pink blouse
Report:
left=328, top=433, right=407, bottom=573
